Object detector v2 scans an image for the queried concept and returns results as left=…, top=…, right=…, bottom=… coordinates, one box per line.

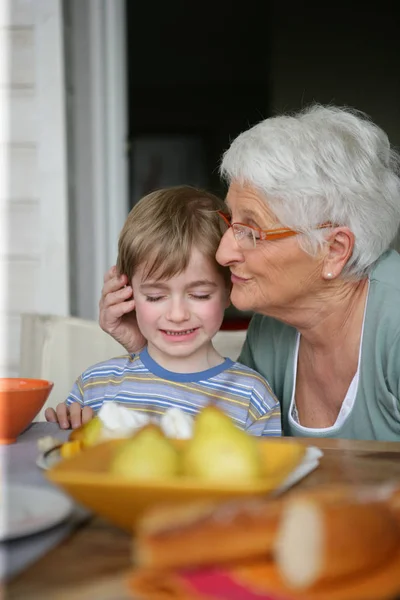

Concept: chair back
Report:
left=19, top=314, right=126, bottom=420
left=212, top=329, right=246, bottom=362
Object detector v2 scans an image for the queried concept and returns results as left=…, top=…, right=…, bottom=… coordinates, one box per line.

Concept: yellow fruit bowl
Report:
left=46, top=438, right=307, bottom=532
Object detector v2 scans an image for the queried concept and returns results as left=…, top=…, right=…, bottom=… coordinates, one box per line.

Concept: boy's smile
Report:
left=161, top=328, right=198, bottom=338
left=132, top=248, right=230, bottom=373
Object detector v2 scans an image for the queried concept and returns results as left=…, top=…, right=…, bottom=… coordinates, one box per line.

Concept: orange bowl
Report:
left=46, top=438, right=306, bottom=531
left=0, top=378, right=54, bottom=444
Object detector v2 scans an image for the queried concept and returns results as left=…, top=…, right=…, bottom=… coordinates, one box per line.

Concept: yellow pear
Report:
left=182, top=406, right=263, bottom=483
left=69, top=415, right=103, bottom=447
left=109, top=424, right=181, bottom=480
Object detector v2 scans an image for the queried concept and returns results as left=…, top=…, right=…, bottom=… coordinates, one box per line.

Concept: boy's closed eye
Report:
left=145, top=295, right=165, bottom=302
left=190, top=294, right=212, bottom=300
left=145, top=293, right=212, bottom=302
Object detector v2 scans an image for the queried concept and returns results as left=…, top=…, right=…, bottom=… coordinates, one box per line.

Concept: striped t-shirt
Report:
left=66, top=348, right=282, bottom=436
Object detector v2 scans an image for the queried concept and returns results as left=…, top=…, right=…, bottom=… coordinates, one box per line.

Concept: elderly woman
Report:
left=99, top=105, right=400, bottom=440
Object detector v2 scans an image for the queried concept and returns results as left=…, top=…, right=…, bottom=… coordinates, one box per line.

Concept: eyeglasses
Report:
left=217, top=211, right=334, bottom=250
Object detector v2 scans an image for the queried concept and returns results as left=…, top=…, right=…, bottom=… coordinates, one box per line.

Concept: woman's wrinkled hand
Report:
left=45, top=402, right=94, bottom=429
left=99, top=265, right=146, bottom=354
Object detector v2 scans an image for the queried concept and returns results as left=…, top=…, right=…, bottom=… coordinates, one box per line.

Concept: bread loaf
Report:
left=133, top=483, right=400, bottom=579
left=134, top=497, right=282, bottom=570
left=387, top=486, right=400, bottom=526
left=274, top=495, right=400, bottom=589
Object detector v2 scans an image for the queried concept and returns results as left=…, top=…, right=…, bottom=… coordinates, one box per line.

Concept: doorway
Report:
left=125, top=0, right=272, bottom=324
left=125, top=0, right=272, bottom=202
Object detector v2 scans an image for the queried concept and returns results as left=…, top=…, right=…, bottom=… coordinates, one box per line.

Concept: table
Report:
left=0, top=424, right=89, bottom=585
left=4, top=425, right=400, bottom=600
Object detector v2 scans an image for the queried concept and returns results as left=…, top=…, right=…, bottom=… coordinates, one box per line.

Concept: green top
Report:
left=239, top=250, right=400, bottom=441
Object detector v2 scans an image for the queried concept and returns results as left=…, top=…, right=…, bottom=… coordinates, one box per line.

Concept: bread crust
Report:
left=134, top=497, right=282, bottom=569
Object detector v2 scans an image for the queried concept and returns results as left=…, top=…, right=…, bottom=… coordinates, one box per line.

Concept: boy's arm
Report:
left=65, top=377, right=84, bottom=407
left=245, top=378, right=282, bottom=437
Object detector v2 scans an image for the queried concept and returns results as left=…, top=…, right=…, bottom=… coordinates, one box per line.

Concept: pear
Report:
left=182, top=406, right=263, bottom=483
left=109, top=424, right=181, bottom=480
left=69, top=415, right=103, bottom=447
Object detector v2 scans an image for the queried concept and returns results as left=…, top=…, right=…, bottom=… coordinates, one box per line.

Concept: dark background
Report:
left=126, top=0, right=399, bottom=202
left=125, top=0, right=399, bottom=322
left=125, top=0, right=271, bottom=203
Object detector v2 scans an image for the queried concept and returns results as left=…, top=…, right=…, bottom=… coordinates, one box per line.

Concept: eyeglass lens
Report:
left=232, top=224, right=255, bottom=248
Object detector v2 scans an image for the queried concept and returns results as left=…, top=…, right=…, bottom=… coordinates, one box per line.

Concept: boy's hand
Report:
left=45, top=403, right=94, bottom=430
left=99, top=265, right=146, bottom=354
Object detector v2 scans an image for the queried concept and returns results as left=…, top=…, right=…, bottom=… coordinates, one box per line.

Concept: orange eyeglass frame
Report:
left=217, top=211, right=335, bottom=241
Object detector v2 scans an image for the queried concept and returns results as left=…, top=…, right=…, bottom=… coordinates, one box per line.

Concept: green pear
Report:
left=109, top=424, right=181, bottom=480
left=182, top=406, right=263, bottom=483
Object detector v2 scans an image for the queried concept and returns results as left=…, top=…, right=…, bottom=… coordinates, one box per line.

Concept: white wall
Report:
left=0, top=0, right=69, bottom=377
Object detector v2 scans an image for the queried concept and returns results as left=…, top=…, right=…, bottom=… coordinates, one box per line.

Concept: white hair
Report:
left=220, top=104, right=400, bottom=278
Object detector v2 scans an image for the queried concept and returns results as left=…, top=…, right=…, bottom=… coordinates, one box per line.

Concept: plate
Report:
left=36, top=446, right=63, bottom=470
left=276, top=446, right=322, bottom=493
left=0, top=484, right=73, bottom=541
left=129, top=547, right=400, bottom=600
left=230, top=549, right=400, bottom=600
left=46, top=439, right=322, bottom=532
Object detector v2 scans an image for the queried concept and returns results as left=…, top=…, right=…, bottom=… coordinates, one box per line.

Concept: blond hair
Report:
left=117, top=186, right=230, bottom=285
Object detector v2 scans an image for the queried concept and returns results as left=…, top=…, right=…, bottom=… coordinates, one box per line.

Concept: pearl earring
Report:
left=327, top=273, right=333, bottom=278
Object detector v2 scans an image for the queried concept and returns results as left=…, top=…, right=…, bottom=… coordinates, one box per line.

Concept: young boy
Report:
left=46, top=186, right=281, bottom=436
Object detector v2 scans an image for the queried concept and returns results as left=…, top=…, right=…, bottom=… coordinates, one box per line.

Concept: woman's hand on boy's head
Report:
left=45, top=402, right=94, bottom=430
left=99, top=265, right=146, bottom=354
